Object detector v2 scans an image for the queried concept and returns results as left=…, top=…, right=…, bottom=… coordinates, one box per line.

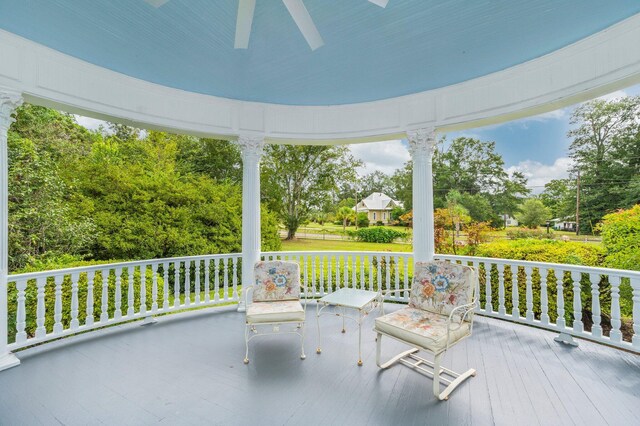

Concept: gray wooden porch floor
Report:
left=1, top=303, right=639, bottom=426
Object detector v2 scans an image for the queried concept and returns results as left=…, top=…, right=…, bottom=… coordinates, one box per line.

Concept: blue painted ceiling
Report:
left=1, top=0, right=639, bottom=105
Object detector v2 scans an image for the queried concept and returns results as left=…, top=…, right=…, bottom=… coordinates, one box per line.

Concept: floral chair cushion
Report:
left=409, top=261, right=475, bottom=317
left=374, top=307, right=471, bottom=353
left=253, top=260, right=301, bottom=302
left=246, top=300, right=305, bottom=324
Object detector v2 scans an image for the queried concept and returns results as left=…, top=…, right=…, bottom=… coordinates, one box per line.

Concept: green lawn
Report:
left=278, top=238, right=411, bottom=253
left=292, top=222, right=411, bottom=235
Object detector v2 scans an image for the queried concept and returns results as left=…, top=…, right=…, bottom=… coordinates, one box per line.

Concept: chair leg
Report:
left=433, top=353, right=442, bottom=398
left=376, top=332, right=420, bottom=369
left=244, top=324, right=250, bottom=364
left=300, top=322, right=306, bottom=360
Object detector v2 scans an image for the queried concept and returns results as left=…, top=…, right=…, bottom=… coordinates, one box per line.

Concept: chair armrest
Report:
left=447, top=301, right=478, bottom=325
left=379, top=288, right=410, bottom=315
left=444, top=301, right=478, bottom=351
left=244, top=285, right=255, bottom=308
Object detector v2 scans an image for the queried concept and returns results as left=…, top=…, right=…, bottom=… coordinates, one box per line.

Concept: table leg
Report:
left=341, top=306, right=346, bottom=333
left=316, top=302, right=322, bottom=354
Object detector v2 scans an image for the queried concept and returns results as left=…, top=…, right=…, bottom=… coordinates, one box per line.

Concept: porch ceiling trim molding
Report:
left=1, top=13, right=640, bottom=143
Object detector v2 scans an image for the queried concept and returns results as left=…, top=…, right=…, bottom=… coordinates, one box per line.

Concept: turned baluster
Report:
left=498, top=264, right=506, bottom=316
left=571, top=271, right=583, bottom=333
left=539, top=268, right=549, bottom=325
left=100, top=269, right=109, bottom=322
left=70, top=272, right=80, bottom=329
left=86, top=271, right=95, bottom=327
left=53, top=275, right=64, bottom=334
left=35, top=277, right=47, bottom=339
left=174, top=262, right=181, bottom=308
left=609, top=276, right=622, bottom=343
left=15, top=279, right=27, bottom=343
left=204, top=259, right=211, bottom=303
left=126, top=267, right=135, bottom=317
left=525, top=266, right=534, bottom=322
left=590, top=273, right=602, bottom=338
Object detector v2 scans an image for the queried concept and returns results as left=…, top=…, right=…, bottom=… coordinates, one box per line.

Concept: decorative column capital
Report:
left=0, top=89, right=23, bottom=134
left=236, top=134, right=265, bottom=163
left=406, top=127, right=437, bottom=160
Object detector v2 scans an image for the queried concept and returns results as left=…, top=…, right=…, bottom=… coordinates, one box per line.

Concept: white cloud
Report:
left=506, top=157, right=574, bottom=194
left=349, top=140, right=410, bottom=175
left=74, top=115, right=108, bottom=131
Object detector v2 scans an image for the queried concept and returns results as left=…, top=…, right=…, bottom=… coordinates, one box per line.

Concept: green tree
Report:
left=358, top=170, right=394, bottom=197
left=176, top=137, right=242, bottom=183
left=261, top=145, right=361, bottom=239
left=336, top=206, right=355, bottom=231
left=390, top=161, right=412, bottom=210
left=456, top=192, right=496, bottom=223
left=433, top=137, right=511, bottom=199
left=492, top=171, right=530, bottom=227
left=568, top=96, right=640, bottom=233
left=516, top=199, right=551, bottom=228
left=8, top=105, right=98, bottom=270
left=540, top=179, right=574, bottom=219
left=8, top=134, right=96, bottom=269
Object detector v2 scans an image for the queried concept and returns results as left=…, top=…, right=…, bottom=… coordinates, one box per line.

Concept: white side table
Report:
left=316, top=288, right=380, bottom=366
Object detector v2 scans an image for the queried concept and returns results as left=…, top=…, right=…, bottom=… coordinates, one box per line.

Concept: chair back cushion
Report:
left=409, top=261, right=475, bottom=317
left=253, top=260, right=301, bottom=302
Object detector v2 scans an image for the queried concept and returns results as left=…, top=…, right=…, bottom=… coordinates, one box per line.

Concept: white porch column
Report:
left=0, top=89, right=22, bottom=372
left=237, top=135, right=264, bottom=312
left=407, top=128, right=437, bottom=263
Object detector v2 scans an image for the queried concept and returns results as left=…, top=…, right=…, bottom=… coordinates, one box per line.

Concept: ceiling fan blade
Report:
left=368, top=0, right=389, bottom=7
left=282, top=0, right=324, bottom=50
left=144, top=0, right=170, bottom=8
left=234, top=0, right=257, bottom=49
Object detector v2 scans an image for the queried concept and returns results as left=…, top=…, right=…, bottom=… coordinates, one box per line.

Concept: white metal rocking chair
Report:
left=244, top=260, right=307, bottom=364
left=374, top=260, right=478, bottom=401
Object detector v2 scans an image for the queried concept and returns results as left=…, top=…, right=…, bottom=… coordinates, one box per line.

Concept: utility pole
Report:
left=354, top=178, right=358, bottom=230
left=575, top=170, right=580, bottom=236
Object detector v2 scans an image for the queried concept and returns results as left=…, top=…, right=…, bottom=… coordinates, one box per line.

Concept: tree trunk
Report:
left=286, top=228, right=296, bottom=240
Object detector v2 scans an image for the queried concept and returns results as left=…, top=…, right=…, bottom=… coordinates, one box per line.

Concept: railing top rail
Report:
left=266, top=250, right=640, bottom=279
left=9, top=250, right=639, bottom=281
left=436, top=254, right=640, bottom=279
left=261, top=250, right=412, bottom=257
left=8, top=253, right=242, bottom=281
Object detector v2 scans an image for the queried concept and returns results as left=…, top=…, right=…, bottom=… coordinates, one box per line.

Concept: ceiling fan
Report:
left=143, top=0, right=389, bottom=50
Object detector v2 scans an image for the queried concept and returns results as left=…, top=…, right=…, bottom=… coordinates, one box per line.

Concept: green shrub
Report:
left=474, top=239, right=604, bottom=265
left=506, top=228, right=554, bottom=240
left=349, top=227, right=407, bottom=243
left=356, top=212, right=369, bottom=228
left=598, top=204, right=640, bottom=271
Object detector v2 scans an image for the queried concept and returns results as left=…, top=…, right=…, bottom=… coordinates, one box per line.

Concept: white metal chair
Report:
left=244, top=260, right=307, bottom=364
left=374, top=260, right=478, bottom=400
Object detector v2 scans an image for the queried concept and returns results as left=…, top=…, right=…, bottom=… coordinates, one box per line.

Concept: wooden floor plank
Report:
left=0, top=304, right=638, bottom=426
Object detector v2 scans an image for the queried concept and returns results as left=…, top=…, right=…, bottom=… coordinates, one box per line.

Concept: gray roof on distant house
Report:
left=354, top=192, right=402, bottom=211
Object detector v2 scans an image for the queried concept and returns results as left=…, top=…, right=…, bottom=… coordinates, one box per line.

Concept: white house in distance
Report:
left=354, top=192, right=403, bottom=224
left=500, top=214, right=519, bottom=227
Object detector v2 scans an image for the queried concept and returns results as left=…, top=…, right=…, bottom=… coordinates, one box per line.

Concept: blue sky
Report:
left=351, top=83, right=640, bottom=193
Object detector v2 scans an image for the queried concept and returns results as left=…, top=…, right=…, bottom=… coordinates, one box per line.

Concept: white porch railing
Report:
left=6, top=251, right=640, bottom=354
left=7, top=254, right=242, bottom=351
